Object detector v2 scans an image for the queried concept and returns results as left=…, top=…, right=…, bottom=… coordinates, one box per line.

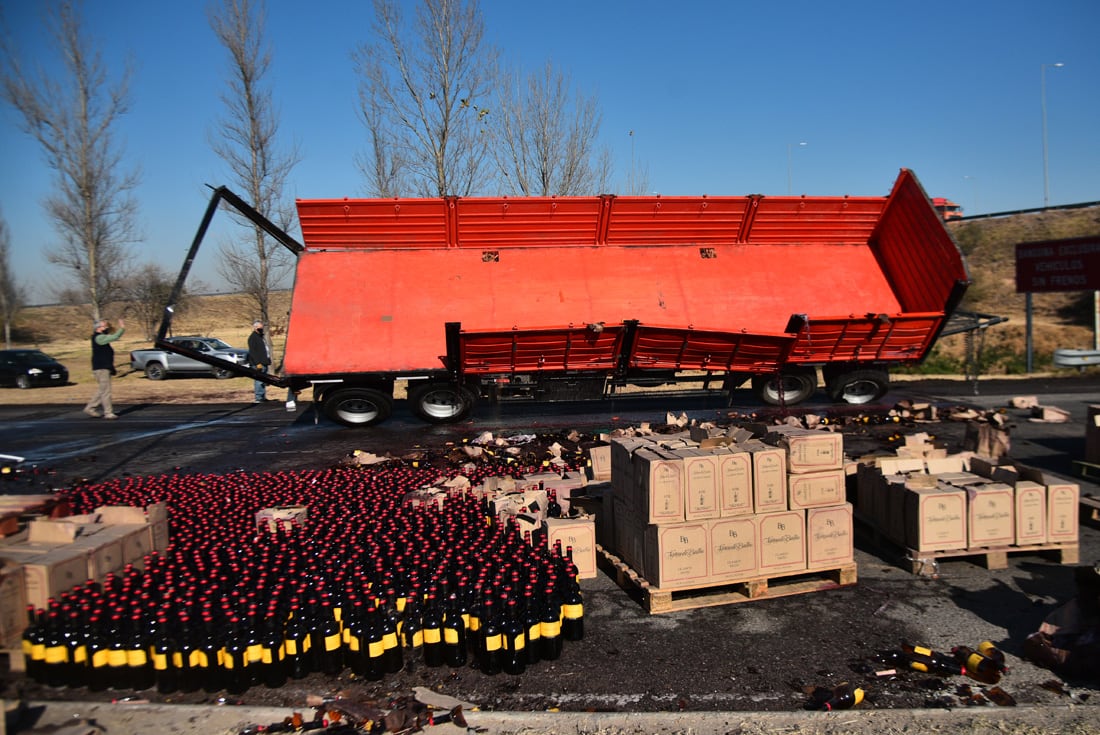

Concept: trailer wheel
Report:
left=751, top=369, right=816, bottom=406
left=407, top=382, right=474, bottom=424
left=144, top=362, right=167, bottom=381
left=828, top=369, right=889, bottom=405
left=322, top=387, right=393, bottom=427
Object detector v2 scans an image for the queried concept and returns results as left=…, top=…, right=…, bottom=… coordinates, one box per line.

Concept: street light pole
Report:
left=787, top=141, right=807, bottom=195
left=1041, top=62, right=1064, bottom=208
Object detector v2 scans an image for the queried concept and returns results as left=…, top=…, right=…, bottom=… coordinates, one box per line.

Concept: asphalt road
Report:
left=2, top=374, right=1099, bottom=733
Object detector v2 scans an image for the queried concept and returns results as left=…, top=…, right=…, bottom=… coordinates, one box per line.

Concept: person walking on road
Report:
left=247, top=320, right=271, bottom=403
left=83, top=318, right=125, bottom=419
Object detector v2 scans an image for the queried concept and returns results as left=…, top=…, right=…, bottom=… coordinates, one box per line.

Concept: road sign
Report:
left=1015, top=236, right=1100, bottom=293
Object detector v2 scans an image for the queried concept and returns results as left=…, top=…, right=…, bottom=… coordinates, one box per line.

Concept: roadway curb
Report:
left=8, top=700, right=1100, bottom=734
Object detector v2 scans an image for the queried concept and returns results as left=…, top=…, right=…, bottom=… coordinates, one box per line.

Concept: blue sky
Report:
left=1, top=0, right=1098, bottom=305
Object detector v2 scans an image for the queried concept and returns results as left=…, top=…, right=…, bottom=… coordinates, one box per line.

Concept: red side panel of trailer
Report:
left=284, top=169, right=966, bottom=377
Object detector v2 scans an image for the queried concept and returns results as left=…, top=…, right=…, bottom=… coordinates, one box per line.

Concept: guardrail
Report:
left=1053, top=348, right=1100, bottom=369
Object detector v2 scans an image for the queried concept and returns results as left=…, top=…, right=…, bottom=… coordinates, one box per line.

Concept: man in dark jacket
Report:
left=247, top=320, right=271, bottom=403
left=83, top=318, right=125, bottom=419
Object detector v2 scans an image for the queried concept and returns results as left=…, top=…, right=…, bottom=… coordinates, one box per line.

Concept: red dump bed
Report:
left=284, top=169, right=967, bottom=377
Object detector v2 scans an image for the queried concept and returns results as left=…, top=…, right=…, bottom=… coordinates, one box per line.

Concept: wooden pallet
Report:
left=598, top=545, right=857, bottom=614
left=903, top=542, right=1079, bottom=576
left=1076, top=489, right=1100, bottom=524
left=1072, top=459, right=1100, bottom=483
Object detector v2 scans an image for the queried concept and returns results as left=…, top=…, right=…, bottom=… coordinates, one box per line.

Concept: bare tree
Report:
left=122, top=263, right=191, bottom=341
left=0, top=211, right=27, bottom=348
left=493, top=61, right=612, bottom=196
left=208, top=0, right=299, bottom=327
left=353, top=0, right=497, bottom=197
left=0, top=1, right=140, bottom=321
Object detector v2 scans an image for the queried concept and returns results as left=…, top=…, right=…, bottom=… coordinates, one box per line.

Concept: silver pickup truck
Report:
left=129, top=336, right=249, bottom=380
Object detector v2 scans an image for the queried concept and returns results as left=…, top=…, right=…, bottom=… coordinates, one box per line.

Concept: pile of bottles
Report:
left=22, top=462, right=586, bottom=692
left=881, top=640, right=1008, bottom=685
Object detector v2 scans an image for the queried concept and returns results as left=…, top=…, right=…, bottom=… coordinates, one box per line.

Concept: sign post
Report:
left=1015, top=236, right=1100, bottom=372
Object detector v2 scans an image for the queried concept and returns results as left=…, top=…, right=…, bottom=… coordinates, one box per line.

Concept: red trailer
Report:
left=157, top=169, right=968, bottom=426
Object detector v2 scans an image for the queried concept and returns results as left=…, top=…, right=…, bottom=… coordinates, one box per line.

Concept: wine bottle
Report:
left=501, top=599, right=526, bottom=676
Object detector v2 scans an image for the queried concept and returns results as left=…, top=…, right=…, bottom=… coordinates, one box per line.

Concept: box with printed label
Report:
left=672, top=448, right=720, bottom=521
left=543, top=517, right=597, bottom=579
left=1046, top=481, right=1079, bottom=544
left=806, top=503, right=854, bottom=570
left=788, top=468, right=846, bottom=510
left=766, top=428, right=844, bottom=473
left=631, top=447, right=685, bottom=524
left=755, top=509, right=806, bottom=575
left=642, top=521, right=710, bottom=589
left=713, top=446, right=753, bottom=517
left=965, top=483, right=1015, bottom=547
left=707, top=516, right=758, bottom=582
left=904, top=485, right=967, bottom=552
left=1017, top=468, right=1079, bottom=544
left=587, top=444, right=612, bottom=481
left=1013, top=480, right=1047, bottom=545
left=742, top=441, right=787, bottom=514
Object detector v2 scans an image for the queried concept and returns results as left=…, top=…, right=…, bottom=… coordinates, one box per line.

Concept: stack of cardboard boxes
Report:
left=854, top=453, right=1079, bottom=555
left=0, top=503, right=168, bottom=647
left=604, top=427, right=854, bottom=590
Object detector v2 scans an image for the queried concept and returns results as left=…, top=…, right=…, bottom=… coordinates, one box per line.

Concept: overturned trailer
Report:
left=157, top=168, right=969, bottom=427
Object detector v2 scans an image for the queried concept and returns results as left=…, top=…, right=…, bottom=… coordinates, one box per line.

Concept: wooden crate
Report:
left=598, top=545, right=856, bottom=614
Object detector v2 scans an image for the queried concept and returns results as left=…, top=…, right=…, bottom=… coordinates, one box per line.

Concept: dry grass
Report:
left=2, top=293, right=291, bottom=407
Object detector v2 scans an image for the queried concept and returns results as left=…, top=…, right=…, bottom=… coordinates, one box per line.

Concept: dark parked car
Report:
left=0, top=349, right=70, bottom=389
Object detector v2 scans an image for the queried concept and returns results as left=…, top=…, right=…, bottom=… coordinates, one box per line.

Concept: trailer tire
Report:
left=828, top=369, right=889, bottom=405
left=407, top=382, right=475, bottom=424
left=751, top=368, right=816, bottom=406
left=144, top=362, right=167, bottom=381
left=322, top=387, right=393, bottom=427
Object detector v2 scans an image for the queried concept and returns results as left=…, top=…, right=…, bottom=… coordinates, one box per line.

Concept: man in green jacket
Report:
left=83, top=318, right=125, bottom=419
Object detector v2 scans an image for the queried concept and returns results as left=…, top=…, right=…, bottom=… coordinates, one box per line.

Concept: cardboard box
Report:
left=1018, top=468, right=1079, bottom=545
left=631, top=448, right=684, bottom=524
left=855, top=463, right=879, bottom=520
left=96, top=502, right=168, bottom=526
left=713, top=446, right=753, bottom=517
left=642, top=521, right=710, bottom=589
left=611, top=438, right=651, bottom=512
left=255, top=505, right=308, bottom=532
left=1087, top=405, right=1100, bottom=464
left=788, top=468, right=846, bottom=510
left=807, top=503, right=854, bottom=571
left=925, top=456, right=967, bottom=475
left=1014, top=480, right=1048, bottom=545
left=1046, top=481, right=1080, bottom=545
left=587, top=444, right=612, bottom=481
left=673, top=448, right=720, bottom=521
left=755, top=509, right=806, bottom=575
left=543, top=517, right=597, bottom=579
left=904, top=485, right=967, bottom=552
left=742, top=441, right=787, bottom=514
left=70, top=527, right=126, bottom=581
left=965, top=483, right=1015, bottom=547
left=11, top=546, right=91, bottom=610
left=612, top=497, right=644, bottom=572
left=877, top=457, right=926, bottom=475
left=707, top=516, right=758, bottom=582
left=0, top=561, right=27, bottom=647
left=766, top=428, right=844, bottom=473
